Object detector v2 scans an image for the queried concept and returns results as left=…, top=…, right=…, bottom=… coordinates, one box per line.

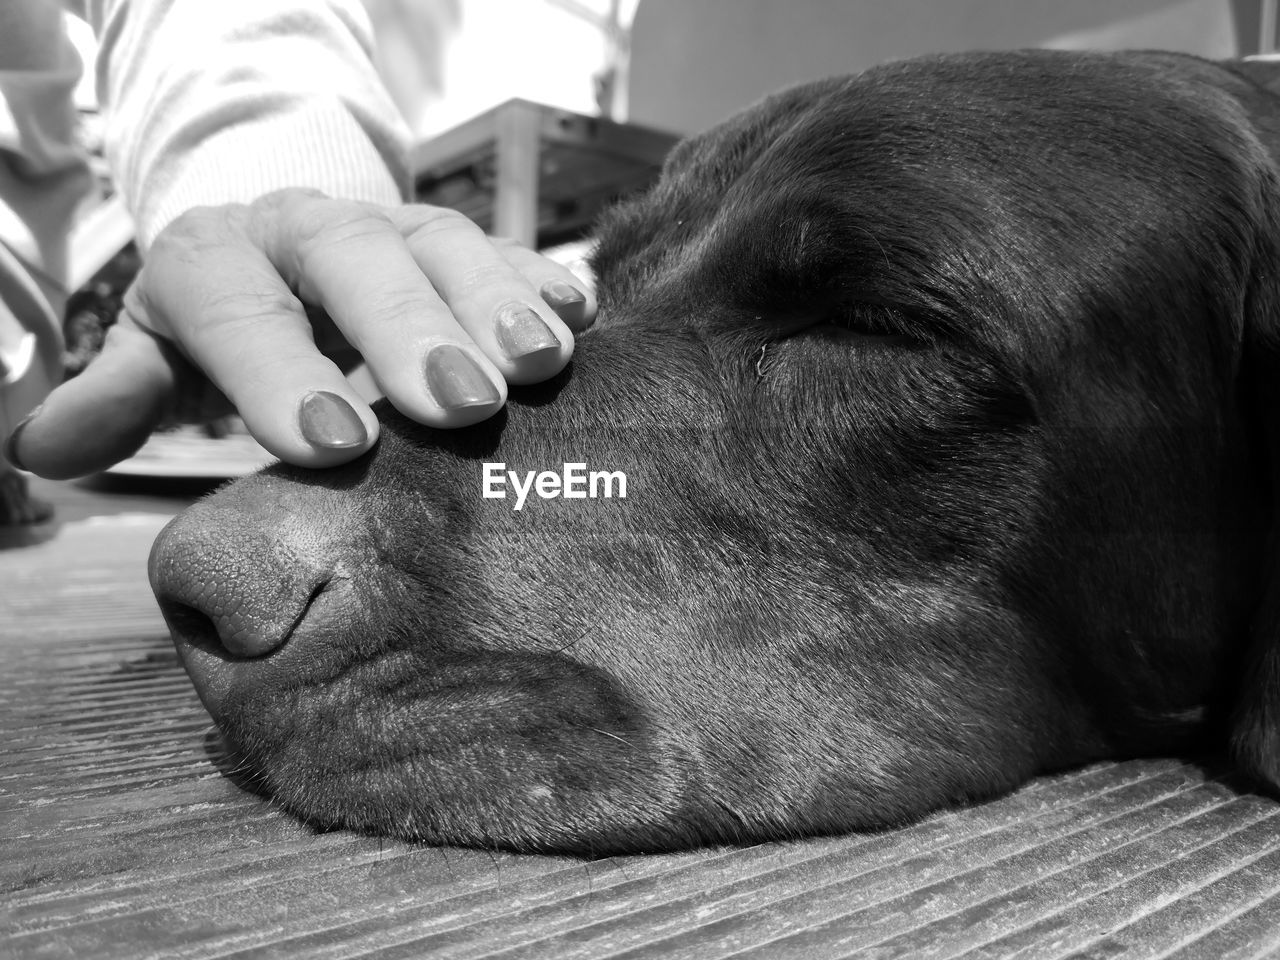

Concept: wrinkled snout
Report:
left=149, top=505, right=333, bottom=659
left=148, top=494, right=368, bottom=725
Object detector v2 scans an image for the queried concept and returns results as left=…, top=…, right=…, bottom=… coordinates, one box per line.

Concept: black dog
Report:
left=149, top=49, right=1280, bottom=854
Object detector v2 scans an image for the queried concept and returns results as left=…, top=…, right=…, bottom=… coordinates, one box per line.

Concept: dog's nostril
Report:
left=159, top=599, right=227, bottom=658
left=152, top=563, right=337, bottom=660
left=149, top=509, right=338, bottom=659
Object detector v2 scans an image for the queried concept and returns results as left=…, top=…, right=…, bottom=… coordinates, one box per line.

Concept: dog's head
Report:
left=150, top=50, right=1280, bottom=853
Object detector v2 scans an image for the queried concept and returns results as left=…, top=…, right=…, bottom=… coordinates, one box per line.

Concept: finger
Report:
left=7, top=323, right=175, bottom=480
left=259, top=194, right=510, bottom=427
left=492, top=237, right=598, bottom=332
left=384, top=205, right=576, bottom=384
left=137, top=207, right=379, bottom=466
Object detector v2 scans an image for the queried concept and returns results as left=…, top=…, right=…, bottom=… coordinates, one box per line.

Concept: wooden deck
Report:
left=4, top=478, right=1280, bottom=959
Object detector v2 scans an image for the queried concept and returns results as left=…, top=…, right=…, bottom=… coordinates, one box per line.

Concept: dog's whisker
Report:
left=588, top=727, right=635, bottom=748
left=553, top=622, right=594, bottom=654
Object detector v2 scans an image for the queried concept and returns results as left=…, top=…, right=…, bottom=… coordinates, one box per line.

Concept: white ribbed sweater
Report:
left=0, top=0, right=411, bottom=294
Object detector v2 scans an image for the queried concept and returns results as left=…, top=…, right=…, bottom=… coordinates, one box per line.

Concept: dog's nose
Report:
left=149, top=505, right=332, bottom=659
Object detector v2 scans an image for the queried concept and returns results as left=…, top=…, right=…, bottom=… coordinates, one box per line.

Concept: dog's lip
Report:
left=173, top=577, right=363, bottom=721
left=168, top=578, right=331, bottom=663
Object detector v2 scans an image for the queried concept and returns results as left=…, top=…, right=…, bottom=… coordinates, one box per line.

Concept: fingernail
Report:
left=424, top=344, right=503, bottom=410
left=494, top=304, right=561, bottom=362
left=3, top=405, right=42, bottom=472
left=540, top=280, right=588, bottom=327
left=298, top=391, right=368, bottom=449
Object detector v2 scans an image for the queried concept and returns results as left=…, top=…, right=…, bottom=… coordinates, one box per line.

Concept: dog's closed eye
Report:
left=769, top=301, right=932, bottom=349
left=816, top=304, right=931, bottom=345
left=745, top=301, right=931, bottom=387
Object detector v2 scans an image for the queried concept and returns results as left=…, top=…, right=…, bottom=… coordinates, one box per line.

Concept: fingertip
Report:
left=298, top=389, right=371, bottom=451
left=425, top=398, right=506, bottom=429
left=238, top=388, right=380, bottom=469
left=3, top=406, right=40, bottom=473
left=9, top=323, right=175, bottom=479
left=502, top=329, right=574, bottom=386
left=12, top=381, right=164, bottom=480
left=372, top=341, right=508, bottom=431
left=540, top=278, right=597, bottom=332
left=427, top=341, right=511, bottom=426
left=489, top=303, right=575, bottom=386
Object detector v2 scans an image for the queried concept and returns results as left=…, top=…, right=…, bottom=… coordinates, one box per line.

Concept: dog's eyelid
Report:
left=830, top=303, right=899, bottom=334
left=812, top=302, right=937, bottom=345
left=765, top=311, right=930, bottom=350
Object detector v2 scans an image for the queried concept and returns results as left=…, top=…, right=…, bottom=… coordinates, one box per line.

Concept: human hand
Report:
left=5, top=188, right=595, bottom=479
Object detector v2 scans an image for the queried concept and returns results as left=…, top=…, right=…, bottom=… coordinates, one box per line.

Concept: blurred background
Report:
left=622, top=0, right=1267, bottom=133
left=325, top=0, right=1280, bottom=138
left=63, top=0, right=1280, bottom=139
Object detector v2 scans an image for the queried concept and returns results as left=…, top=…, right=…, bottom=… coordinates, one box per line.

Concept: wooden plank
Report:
left=4, top=500, right=1280, bottom=959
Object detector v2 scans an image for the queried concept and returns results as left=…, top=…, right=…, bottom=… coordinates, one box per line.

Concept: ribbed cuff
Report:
left=136, top=101, right=408, bottom=251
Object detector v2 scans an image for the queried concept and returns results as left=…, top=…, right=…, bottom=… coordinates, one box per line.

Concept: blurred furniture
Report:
left=66, top=193, right=133, bottom=293
left=411, top=98, right=677, bottom=250
left=1258, top=0, right=1278, bottom=52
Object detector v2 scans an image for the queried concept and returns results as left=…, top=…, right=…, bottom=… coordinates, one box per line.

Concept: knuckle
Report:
left=197, top=287, right=307, bottom=334
left=152, top=203, right=250, bottom=260
left=456, top=258, right=519, bottom=293
left=247, top=189, right=328, bottom=248
left=363, top=286, right=446, bottom=329
left=402, top=206, right=480, bottom=246
left=291, top=204, right=393, bottom=268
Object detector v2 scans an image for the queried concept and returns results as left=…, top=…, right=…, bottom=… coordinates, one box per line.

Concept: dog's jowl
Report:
left=148, top=49, right=1280, bottom=854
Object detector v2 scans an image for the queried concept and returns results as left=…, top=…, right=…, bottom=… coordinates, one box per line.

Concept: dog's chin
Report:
left=205, top=645, right=718, bottom=854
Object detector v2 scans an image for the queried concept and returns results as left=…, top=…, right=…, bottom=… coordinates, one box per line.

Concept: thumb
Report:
left=7, top=322, right=179, bottom=480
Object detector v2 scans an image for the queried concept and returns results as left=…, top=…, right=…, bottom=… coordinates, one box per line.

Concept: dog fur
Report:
left=150, top=49, right=1280, bottom=854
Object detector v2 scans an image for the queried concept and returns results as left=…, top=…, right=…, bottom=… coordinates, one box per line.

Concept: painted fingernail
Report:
left=298, top=391, right=368, bottom=449
left=3, top=405, right=42, bottom=472
left=540, top=280, right=588, bottom=326
left=424, top=344, right=503, bottom=410
left=495, top=304, right=561, bottom=362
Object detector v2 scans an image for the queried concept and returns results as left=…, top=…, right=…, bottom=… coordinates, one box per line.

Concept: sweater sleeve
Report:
left=66, top=0, right=413, bottom=251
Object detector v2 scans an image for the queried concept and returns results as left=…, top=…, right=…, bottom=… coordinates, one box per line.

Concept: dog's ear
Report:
left=1228, top=188, right=1280, bottom=790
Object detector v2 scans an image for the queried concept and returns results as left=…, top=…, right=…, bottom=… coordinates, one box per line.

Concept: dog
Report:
left=148, top=49, right=1280, bottom=855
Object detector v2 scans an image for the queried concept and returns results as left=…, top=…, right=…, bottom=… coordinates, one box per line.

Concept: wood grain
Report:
left=3, top=504, right=1280, bottom=959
